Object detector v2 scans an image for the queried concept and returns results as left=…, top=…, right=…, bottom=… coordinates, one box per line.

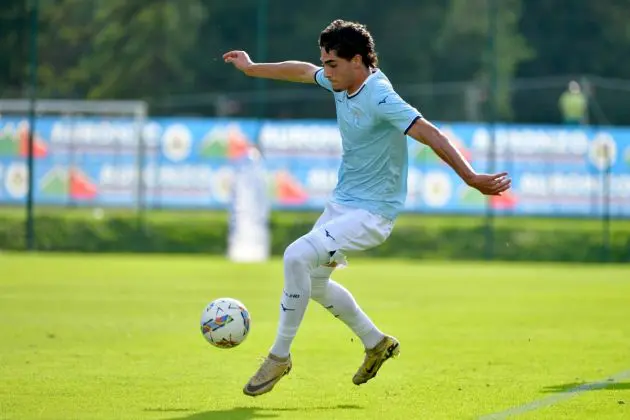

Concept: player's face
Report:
left=320, top=48, right=359, bottom=91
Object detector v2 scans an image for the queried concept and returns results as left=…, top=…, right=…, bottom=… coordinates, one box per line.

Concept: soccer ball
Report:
left=200, top=297, right=251, bottom=349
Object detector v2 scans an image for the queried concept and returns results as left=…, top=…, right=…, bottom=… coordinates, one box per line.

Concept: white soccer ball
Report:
left=200, top=297, right=251, bottom=349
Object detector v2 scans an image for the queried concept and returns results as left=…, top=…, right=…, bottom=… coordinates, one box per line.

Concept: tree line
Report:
left=2, top=0, right=630, bottom=124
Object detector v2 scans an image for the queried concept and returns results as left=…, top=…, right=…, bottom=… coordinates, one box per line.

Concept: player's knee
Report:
left=283, top=237, right=322, bottom=274
left=283, top=241, right=305, bottom=272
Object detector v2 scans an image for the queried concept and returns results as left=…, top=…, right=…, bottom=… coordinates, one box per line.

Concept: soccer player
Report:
left=224, top=19, right=511, bottom=397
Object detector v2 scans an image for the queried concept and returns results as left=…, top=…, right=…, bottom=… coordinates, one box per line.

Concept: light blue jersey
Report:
left=314, top=68, right=422, bottom=220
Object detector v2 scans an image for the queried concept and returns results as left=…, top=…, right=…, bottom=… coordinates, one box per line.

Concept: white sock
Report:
left=269, top=237, right=322, bottom=358
left=311, top=266, right=385, bottom=349
left=359, top=326, right=386, bottom=350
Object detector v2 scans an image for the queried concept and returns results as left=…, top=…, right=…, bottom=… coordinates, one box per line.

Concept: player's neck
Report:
left=347, top=67, right=372, bottom=95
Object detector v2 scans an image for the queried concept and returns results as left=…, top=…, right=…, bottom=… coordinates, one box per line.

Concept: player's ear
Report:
left=351, top=54, right=362, bottom=67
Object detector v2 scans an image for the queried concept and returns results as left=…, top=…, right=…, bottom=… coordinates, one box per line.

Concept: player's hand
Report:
left=223, top=50, right=254, bottom=73
left=467, top=172, right=511, bottom=196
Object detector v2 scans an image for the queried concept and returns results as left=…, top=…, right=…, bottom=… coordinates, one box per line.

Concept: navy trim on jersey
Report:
left=346, top=84, right=367, bottom=99
left=346, top=68, right=379, bottom=99
left=313, top=68, right=330, bottom=91
left=404, top=115, right=422, bottom=135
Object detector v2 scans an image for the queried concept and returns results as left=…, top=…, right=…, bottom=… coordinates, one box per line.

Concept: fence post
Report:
left=484, top=0, right=498, bottom=260
left=26, top=0, right=39, bottom=252
left=602, top=143, right=612, bottom=262
left=256, top=0, right=268, bottom=118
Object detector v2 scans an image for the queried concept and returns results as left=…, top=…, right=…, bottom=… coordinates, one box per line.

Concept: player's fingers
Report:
left=491, top=177, right=505, bottom=186
left=482, top=178, right=509, bottom=194
left=491, top=179, right=511, bottom=194
left=495, top=177, right=510, bottom=187
left=224, top=53, right=241, bottom=63
left=223, top=51, right=240, bottom=60
left=495, top=176, right=511, bottom=188
left=490, top=174, right=509, bottom=184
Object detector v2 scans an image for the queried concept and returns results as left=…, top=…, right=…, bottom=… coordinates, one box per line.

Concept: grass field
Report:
left=1, top=254, right=629, bottom=420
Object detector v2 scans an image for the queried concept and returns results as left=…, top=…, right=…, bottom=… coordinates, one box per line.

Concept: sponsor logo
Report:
left=5, top=162, right=28, bottom=199
left=258, top=123, right=342, bottom=156
left=162, top=124, right=192, bottom=162
left=588, top=132, right=617, bottom=171
left=422, top=171, right=452, bottom=208
left=470, top=127, right=590, bottom=161
left=40, top=166, right=98, bottom=200
left=519, top=173, right=630, bottom=199
left=272, top=170, right=309, bottom=205
left=199, top=123, right=251, bottom=159
left=99, top=164, right=213, bottom=197
left=0, top=121, right=48, bottom=158
left=47, top=120, right=159, bottom=155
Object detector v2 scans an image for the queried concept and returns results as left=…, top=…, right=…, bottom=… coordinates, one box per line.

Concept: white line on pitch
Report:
left=478, top=369, right=630, bottom=419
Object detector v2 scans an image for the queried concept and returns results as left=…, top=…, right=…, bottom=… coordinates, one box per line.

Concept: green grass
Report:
left=1, top=254, right=629, bottom=420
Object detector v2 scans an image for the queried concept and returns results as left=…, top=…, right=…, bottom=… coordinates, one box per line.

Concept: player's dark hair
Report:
left=319, top=20, right=378, bottom=68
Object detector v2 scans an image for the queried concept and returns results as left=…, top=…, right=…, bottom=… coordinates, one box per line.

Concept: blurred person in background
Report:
left=559, top=80, right=588, bottom=125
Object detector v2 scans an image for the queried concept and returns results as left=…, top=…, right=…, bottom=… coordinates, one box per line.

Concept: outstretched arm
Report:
left=406, top=118, right=511, bottom=196
left=223, top=50, right=318, bottom=83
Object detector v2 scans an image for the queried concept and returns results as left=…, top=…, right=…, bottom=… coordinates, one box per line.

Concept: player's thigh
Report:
left=311, top=201, right=345, bottom=230
left=307, top=207, right=394, bottom=254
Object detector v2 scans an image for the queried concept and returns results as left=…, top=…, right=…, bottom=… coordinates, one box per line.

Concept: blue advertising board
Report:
left=1, top=115, right=629, bottom=217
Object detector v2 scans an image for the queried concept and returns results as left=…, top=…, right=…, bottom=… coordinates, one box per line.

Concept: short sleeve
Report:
left=313, top=68, right=334, bottom=92
left=373, top=83, right=422, bottom=134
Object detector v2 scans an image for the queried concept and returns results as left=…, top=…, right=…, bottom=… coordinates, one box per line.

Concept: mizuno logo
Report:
left=324, top=229, right=336, bottom=241
left=280, top=303, right=295, bottom=312
left=378, top=96, right=388, bottom=105
left=283, top=289, right=300, bottom=299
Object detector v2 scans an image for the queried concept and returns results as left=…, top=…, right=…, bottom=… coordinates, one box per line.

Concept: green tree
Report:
left=36, top=0, right=205, bottom=100
left=82, top=0, right=205, bottom=99
left=32, top=0, right=630, bottom=124
left=0, top=0, right=28, bottom=98
left=37, top=0, right=95, bottom=98
left=434, top=0, right=533, bottom=120
left=516, top=0, right=630, bottom=124
left=187, top=0, right=532, bottom=120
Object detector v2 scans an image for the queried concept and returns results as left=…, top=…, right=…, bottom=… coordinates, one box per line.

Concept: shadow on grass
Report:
left=146, top=404, right=363, bottom=420
left=542, top=381, right=630, bottom=393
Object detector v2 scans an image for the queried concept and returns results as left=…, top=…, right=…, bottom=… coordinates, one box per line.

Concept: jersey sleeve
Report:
left=313, top=67, right=334, bottom=92
left=373, top=82, right=422, bottom=134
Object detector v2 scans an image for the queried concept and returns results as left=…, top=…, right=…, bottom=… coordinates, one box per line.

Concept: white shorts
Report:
left=305, top=201, right=395, bottom=266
